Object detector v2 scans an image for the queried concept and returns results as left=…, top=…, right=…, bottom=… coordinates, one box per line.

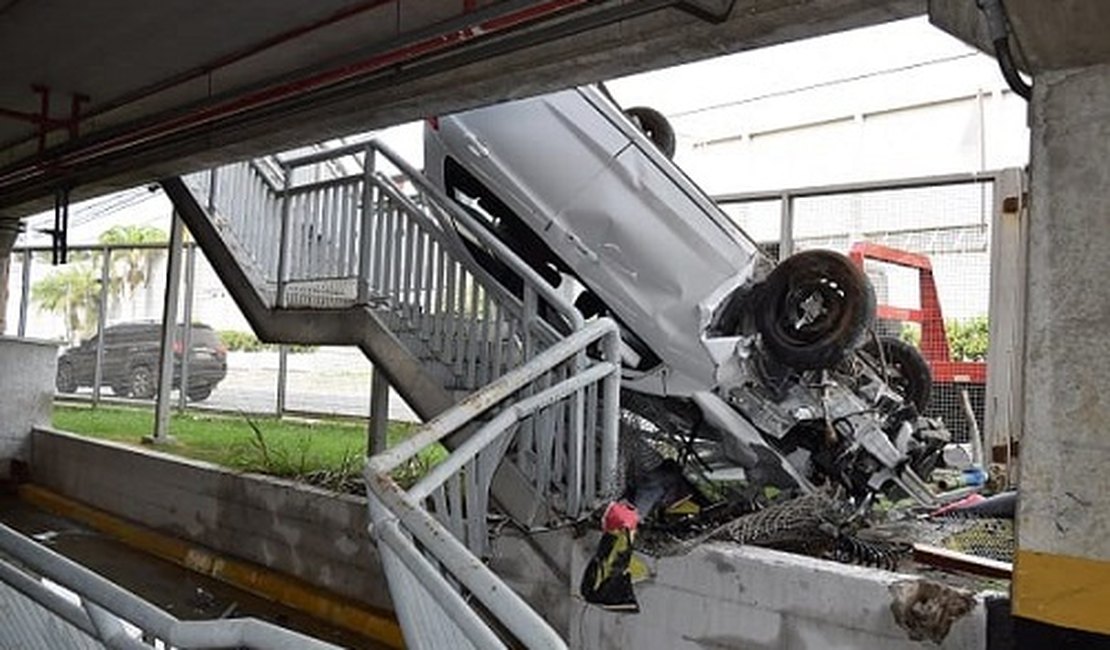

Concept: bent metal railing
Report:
left=365, top=319, right=622, bottom=650
left=182, top=140, right=583, bottom=393
left=0, top=522, right=340, bottom=650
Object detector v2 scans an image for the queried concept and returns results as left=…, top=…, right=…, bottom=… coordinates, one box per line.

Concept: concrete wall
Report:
left=29, top=428, right=390, bottom=611
left=0, top=338, right=56, bottom=479
left=570, top=542, right=993, bottom=650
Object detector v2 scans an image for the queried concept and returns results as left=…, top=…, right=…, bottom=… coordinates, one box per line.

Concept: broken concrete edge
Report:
left=23, top=428, right=403, bottom=649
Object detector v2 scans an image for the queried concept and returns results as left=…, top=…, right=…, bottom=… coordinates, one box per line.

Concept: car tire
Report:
left=756, top=249, right=875, bottom=370
left=111, top=380, right=131, bottom=397
left=56, top=361, right=78, bottom=393
left=129, top=365, right=155, bottom=399
left=625, top=106, right=676, bottom=159
left=186, top=384, right=213, bottom=402
left=863, top=336, right=932, bottom=411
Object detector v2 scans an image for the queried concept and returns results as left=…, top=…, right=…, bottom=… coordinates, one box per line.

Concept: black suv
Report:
left=55, top=322, right=228, bottom=401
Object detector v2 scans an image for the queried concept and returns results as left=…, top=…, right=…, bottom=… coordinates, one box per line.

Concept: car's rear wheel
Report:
left=625, top=106, right=676, bottom=159
left=56, top=361, right=77, bottom=393
left=756, top=250, right=875, bottom=370
left=186, top=384, right=213, bottom=402
left=862, top=336, right=932, bottom=411
left=129, top=365, right=155, bottom=399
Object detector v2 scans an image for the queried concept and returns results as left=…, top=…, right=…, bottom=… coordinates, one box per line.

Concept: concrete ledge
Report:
left=28, top=427, right=398, bottom=645
left=571, top=542, right=996, bottom=650
left=0, top=337, right=56, bottom=479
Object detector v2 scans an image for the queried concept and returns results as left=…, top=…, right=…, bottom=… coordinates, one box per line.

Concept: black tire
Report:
left=56, top=361, right=78, bottom=393
left=111, top=380, right=131, bottom=397
left=863, top=336, right=932, bottom=411
left=186, top=384, right=213, bottom=402
left=625, top=106, right=676, bottom=159
left=129, top=365, right=155, bottom=400
left=756, top=250, right=875, bottom=370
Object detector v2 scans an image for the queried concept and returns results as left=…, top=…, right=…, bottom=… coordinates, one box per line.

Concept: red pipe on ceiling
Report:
left=0, top=0, right=395, bottom=150
left=0, top=0, right=592, bottom=190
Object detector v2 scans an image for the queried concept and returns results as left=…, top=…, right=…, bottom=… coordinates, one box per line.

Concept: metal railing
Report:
left=364, top=319, right=622, bottom=650
left=183, top=141, right=624, bottom=647
left=0, top=522, right=340, bottom=650
left=181, top=139, right=584, bottom=394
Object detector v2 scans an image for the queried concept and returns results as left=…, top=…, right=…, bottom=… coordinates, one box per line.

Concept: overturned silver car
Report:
left=424, top=86, right=947, bottom=511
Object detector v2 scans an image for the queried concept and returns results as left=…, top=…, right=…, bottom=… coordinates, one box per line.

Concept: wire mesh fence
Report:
left=717, top=172, right=1003, bottom=444
left=6, top=240, right=417, bottom=425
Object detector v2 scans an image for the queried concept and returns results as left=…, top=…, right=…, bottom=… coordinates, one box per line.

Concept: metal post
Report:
left=357, top=145, right=376, bottom=304
left=151, top=212, right=183, bottom=444
left=276, top=345, right=288, bottom=416
left=92, top=246, right=110, bottom=403
left=18, top=248, right=30, bottom=337
left=178, top=242, right=196, bottom=410
left=368, top=367, right=390, bottom=455
left=207, top=168, right=218, bottom=212
left=778, top=193, right=795, bottom=260
left=275, top=167, right=292, bottom=308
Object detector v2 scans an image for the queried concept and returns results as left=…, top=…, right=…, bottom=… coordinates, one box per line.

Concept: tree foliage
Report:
left=946, top=316, right=989, bottom=362
left=899, top=317, right=989, bottom=362
left=31, top=225, right=168, bottom=343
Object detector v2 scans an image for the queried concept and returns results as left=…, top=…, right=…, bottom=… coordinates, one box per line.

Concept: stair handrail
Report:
left=364, top=139, right=585, bottom=334
left=197, top=139, right=585, bottom=338
left=365, top=318, right=622, bottom=649
left=0, top=522, right=340, bottom=650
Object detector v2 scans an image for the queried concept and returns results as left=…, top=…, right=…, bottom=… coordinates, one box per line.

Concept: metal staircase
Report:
left=164, top=140, right=622, bottom=648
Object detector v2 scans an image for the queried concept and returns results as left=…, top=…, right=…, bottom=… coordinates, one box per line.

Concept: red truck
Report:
left=848, top=241, right=986, bottom=443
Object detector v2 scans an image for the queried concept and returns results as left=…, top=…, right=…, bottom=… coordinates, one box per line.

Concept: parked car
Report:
left=55, top=322, right=228, bottom=401
left=424, top=86, right=950, bottom=508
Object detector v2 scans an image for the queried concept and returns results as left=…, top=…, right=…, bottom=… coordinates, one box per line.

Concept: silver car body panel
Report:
left=425, top=86, right=767, bottom=396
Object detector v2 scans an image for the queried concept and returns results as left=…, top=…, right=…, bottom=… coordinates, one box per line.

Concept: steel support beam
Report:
left=152, top=212, right=184, bottom=443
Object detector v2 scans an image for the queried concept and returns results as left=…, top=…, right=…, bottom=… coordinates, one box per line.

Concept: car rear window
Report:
left=186, top=326, right=222, bottom=348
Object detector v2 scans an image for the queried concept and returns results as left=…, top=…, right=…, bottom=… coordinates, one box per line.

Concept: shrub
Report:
left=218, top=330, right=317, bottom=354
left=897, top=317, right=988, bottom=362
left=947, top=316, right=989, bottom=362
left=219, top=330, right=264, bottom=352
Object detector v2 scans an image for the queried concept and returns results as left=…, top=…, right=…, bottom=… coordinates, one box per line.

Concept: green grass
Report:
left=52, top=404, right=444, bottom=492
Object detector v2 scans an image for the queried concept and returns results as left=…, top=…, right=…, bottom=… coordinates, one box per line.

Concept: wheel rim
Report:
left=778, top=273, right=851, bottom=345
left=132, top=368, right=152, bottom=397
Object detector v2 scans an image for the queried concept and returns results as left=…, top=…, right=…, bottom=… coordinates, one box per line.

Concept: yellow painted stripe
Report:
left=18, top=484, right=405, bottom=649
left=1014, top=549, right=1110, bottom=635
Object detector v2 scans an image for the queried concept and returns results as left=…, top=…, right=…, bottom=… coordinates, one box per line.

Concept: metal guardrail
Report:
left=0, top=522, right=340, bottom=650
left=365, top=319, right=622, bottom=650
left=177, top=139, right=623, bottom=647
left=181, top=139, right=584, bottom=394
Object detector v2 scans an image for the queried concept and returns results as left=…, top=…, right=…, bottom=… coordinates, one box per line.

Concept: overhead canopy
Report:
left=0, top=0, right=922, bottom=216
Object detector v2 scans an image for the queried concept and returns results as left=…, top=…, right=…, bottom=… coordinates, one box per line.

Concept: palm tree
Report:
left=31, top=224, right=168, bottom=344
left=98, top=225, right=167, bottom=298
left=31, top=262, right=101, bottom=342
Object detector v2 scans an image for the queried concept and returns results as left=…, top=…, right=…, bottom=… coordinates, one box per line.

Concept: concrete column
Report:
left=0, top=221, right=20, bottom=335
left=1014, top=62, right=1110, bottom=640
left=0, top=337, right=56, bottom=479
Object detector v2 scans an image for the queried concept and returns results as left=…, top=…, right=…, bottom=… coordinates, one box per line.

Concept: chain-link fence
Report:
left=6, top=240, right=417, bottom=423
left=717, top=171, right=1018, bottom=445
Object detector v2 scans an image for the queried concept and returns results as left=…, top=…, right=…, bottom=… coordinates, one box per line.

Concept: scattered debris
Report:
left=912, top=544, right=1012, bottom=580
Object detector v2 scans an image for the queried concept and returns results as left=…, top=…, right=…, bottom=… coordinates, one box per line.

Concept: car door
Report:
left=67, top=338, right=97, bottom=386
